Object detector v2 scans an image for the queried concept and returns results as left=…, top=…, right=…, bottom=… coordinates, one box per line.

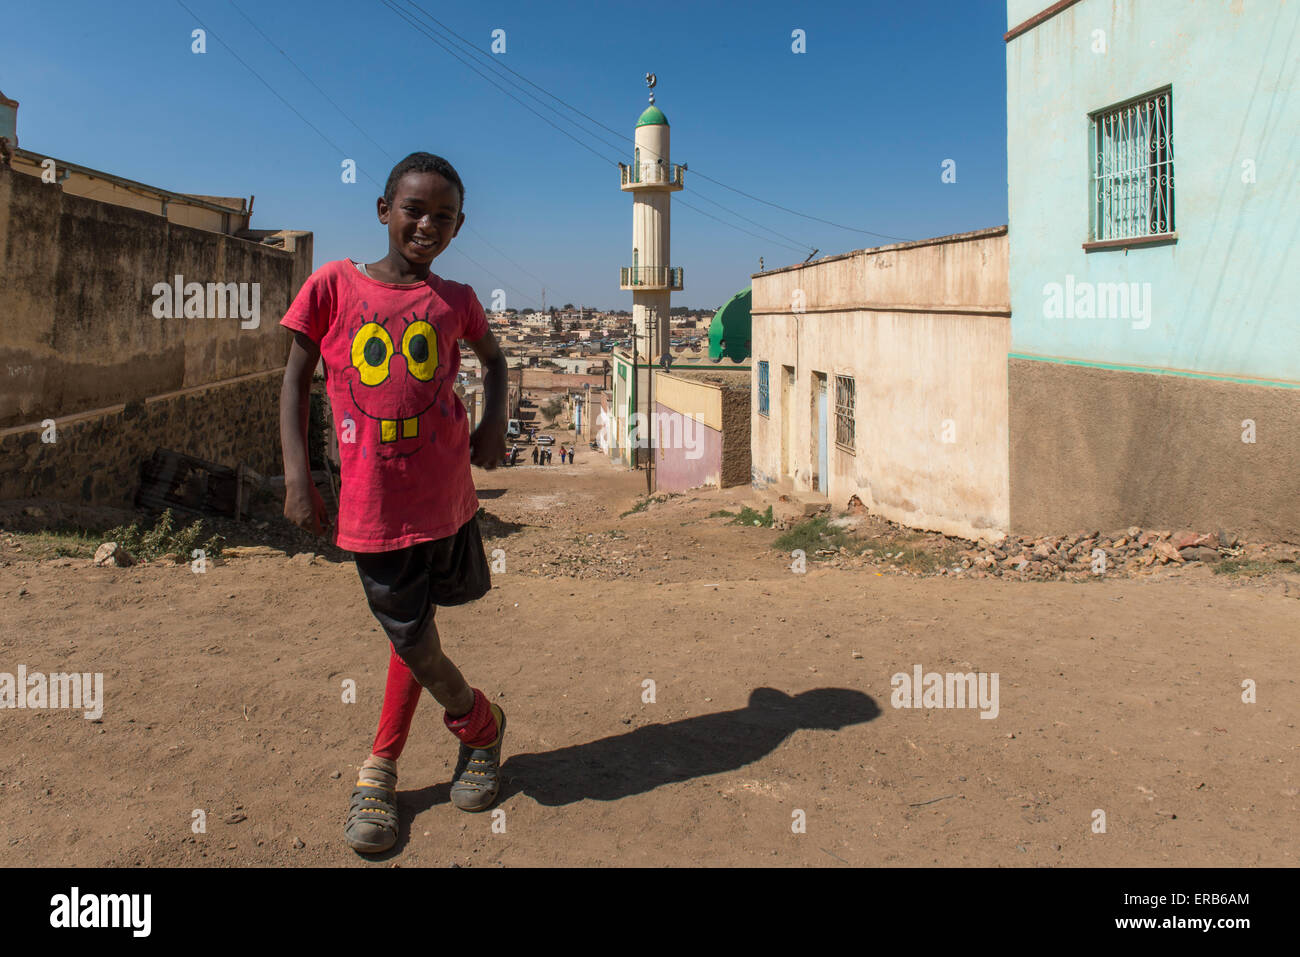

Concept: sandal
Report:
left=450, top=704, right=506, bottom=812
left=344, top=757, right=399, bottom=853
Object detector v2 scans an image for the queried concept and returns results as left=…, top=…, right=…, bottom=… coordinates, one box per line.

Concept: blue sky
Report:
left=2, top=0, right=1009, bottom=312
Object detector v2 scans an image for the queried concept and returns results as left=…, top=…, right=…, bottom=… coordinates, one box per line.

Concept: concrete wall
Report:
left=0, top=159, right=312, bottom=507
left=653, top=402, right=722, bottom=491
left=0, top=161, right=311, bottom=429
left=751, top=227, right=1010, bottom=540
left=1007, top=0, right=1299, bottom=380
left=520, top=369, right=605, bottom=391
left=9, top=152, right=247, bottom=235
left=1006, top=0, right=1300, bottom=540
left=1010, top=358, right=1300, bottom=543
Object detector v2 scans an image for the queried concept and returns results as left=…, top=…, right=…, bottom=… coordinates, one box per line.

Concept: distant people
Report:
left=532, top=446, right=539, bottom=464
left=568, top=448, right=575, bottom=464
left=559, top=445, right=567, bottom=463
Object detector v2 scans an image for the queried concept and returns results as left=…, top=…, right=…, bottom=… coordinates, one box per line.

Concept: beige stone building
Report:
left=0, top=91, right=312, bottom=506
left=750, top=227, right=1010, bottom=541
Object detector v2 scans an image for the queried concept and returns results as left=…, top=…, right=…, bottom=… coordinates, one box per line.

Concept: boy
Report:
left=279, top=152, right=508, bottom=855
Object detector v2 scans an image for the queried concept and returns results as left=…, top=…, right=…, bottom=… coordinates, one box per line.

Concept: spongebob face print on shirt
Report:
left=341, top=307, right=453, bottom=460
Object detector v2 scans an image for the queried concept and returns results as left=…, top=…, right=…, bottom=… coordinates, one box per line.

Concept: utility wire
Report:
left=174, top=0, right=358, bottom=169
left=179, top=0, right=550, bottom=310
left=227, top=0, right=392, bottom=161
left=386, top=0, right=821, bottom=255
left=378, top=0, right=623, bottom=170
left=395, top=0, right=908, bottom=244
left=683, top=190, right=814, bottom=252
left=688, top=168, right=908, bottom=242
left=678, top=200, right=808, bottom=255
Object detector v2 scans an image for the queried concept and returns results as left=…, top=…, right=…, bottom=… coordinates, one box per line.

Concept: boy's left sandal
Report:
left=450, top=704, right=506, bottom=812
left=344, top=758, right=399, bottom=854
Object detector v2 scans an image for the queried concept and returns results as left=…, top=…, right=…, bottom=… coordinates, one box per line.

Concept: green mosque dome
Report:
left=636, top=105, right=668, bottom=127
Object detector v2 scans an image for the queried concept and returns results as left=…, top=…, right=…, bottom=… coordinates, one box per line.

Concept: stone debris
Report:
left=92, top=542, right=134, bottom=567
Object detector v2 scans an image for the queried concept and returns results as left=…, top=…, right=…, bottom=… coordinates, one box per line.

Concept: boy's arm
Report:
left=280, top=332, right=330, bottom=535
left=467, top=328, right=508, bottom=470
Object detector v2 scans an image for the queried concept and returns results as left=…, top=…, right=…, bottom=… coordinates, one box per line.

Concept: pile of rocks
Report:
left=944, top=527, right=1296, bottom=580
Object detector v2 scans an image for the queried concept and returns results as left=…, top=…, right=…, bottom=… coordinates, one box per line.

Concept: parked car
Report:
left=535, top=434, right=555, bottom=446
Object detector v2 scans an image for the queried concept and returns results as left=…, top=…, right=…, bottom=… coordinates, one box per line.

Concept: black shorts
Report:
left=354, top=515, right=492, bottom=655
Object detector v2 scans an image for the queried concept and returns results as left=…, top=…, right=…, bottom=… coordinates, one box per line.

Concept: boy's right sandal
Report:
left=345, top=762, right=399, bottom=854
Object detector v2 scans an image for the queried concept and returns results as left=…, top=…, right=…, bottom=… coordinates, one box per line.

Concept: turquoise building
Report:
left=1005, top=0, right=1300, bottom=541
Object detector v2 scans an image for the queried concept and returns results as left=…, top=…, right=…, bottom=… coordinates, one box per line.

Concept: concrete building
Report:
left=1, top=92, right=253, bottom=237
left=750, top=228, right=1010, bottom=542
left=1005, top=0, right=1300, bottom=542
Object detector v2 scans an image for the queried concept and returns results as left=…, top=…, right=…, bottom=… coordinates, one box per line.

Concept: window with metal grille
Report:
left=1090, top=88, right=1174, bottom=241
left=834, top=375, right=855, bottom=452
left=757, top=361, right=769, bottom=416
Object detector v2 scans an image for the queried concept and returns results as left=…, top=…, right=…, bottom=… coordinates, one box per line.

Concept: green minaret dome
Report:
left=636, top=105, right=668, bottom=127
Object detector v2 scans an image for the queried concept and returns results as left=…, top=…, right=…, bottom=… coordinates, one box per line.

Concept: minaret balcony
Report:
left=619, top=162, right=685, bottom=191
left=620, top=266, right=683, bottom=290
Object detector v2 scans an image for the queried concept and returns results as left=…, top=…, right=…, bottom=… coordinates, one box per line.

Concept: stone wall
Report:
left=0, top=370, right=284, bottom=506
left=719, top=386, right=751, bottom=488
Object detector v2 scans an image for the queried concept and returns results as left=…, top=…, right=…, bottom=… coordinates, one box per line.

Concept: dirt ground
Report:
left=1, top=435, right=1297, bottom=867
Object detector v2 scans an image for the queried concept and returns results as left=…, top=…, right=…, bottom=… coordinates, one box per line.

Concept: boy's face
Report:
left=377, top=171, right=464, bottom=266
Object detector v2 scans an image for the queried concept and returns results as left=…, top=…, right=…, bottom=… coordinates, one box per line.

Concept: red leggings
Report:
left=371, top=646, right=424, bottom=760
left=370, top=647, right=498, bottom=756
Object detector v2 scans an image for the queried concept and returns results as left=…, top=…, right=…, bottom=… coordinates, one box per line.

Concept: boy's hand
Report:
left=284, top=480, right=330, bottom=537
left=469, top=417, right=507, bottom=470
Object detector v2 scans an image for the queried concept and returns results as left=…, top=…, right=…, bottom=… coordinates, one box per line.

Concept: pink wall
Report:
left=653, top=402, right=723, bottom=492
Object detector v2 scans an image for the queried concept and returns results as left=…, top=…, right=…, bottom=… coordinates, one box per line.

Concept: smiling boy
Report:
left=279, top=152, right=509, bottom=854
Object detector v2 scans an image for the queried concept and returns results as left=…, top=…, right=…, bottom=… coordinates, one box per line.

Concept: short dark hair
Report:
left=383, top=152, right=465, bottom=211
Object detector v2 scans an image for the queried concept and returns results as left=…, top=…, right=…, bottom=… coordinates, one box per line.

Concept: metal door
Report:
left=816, top=380, right=828, bottom=494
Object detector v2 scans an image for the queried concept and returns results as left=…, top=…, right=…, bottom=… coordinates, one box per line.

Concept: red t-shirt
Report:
left=281, top=259, right=489, bottom=552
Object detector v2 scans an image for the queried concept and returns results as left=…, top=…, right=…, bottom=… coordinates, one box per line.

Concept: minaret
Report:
left=620, top=73, right=683, bottom=360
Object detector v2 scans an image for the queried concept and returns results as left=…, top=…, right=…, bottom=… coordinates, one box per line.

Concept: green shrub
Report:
left=731, top=505, right=774, bottom=528
left=104, top=509, right=225, bottom=560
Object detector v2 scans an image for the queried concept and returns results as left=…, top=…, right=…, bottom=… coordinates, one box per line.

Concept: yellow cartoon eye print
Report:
left=343, top=311, right=452, bottom=459
left=351, top=321, right=394, bottom=386
left=401, top=320, right=438, bottom=381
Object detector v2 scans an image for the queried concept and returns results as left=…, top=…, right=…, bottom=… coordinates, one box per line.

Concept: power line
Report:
left=396, top=0, right=633, bottom=145
left=185, top=0, right=555, bottom=310
left=174, top=0, right=358, bottom=170
left=378, top=0, right=623, bottom=170
left=226, top=0, right=391, bottom=161
left=677, top=200, right=809, bottom=255
left=394, top=0, right=908, bottom=244
left=683, top=190, right=814, bottom=252
left=384, top=0, right=825, bottom=256
left=688, top=168, right=909, bottom=242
